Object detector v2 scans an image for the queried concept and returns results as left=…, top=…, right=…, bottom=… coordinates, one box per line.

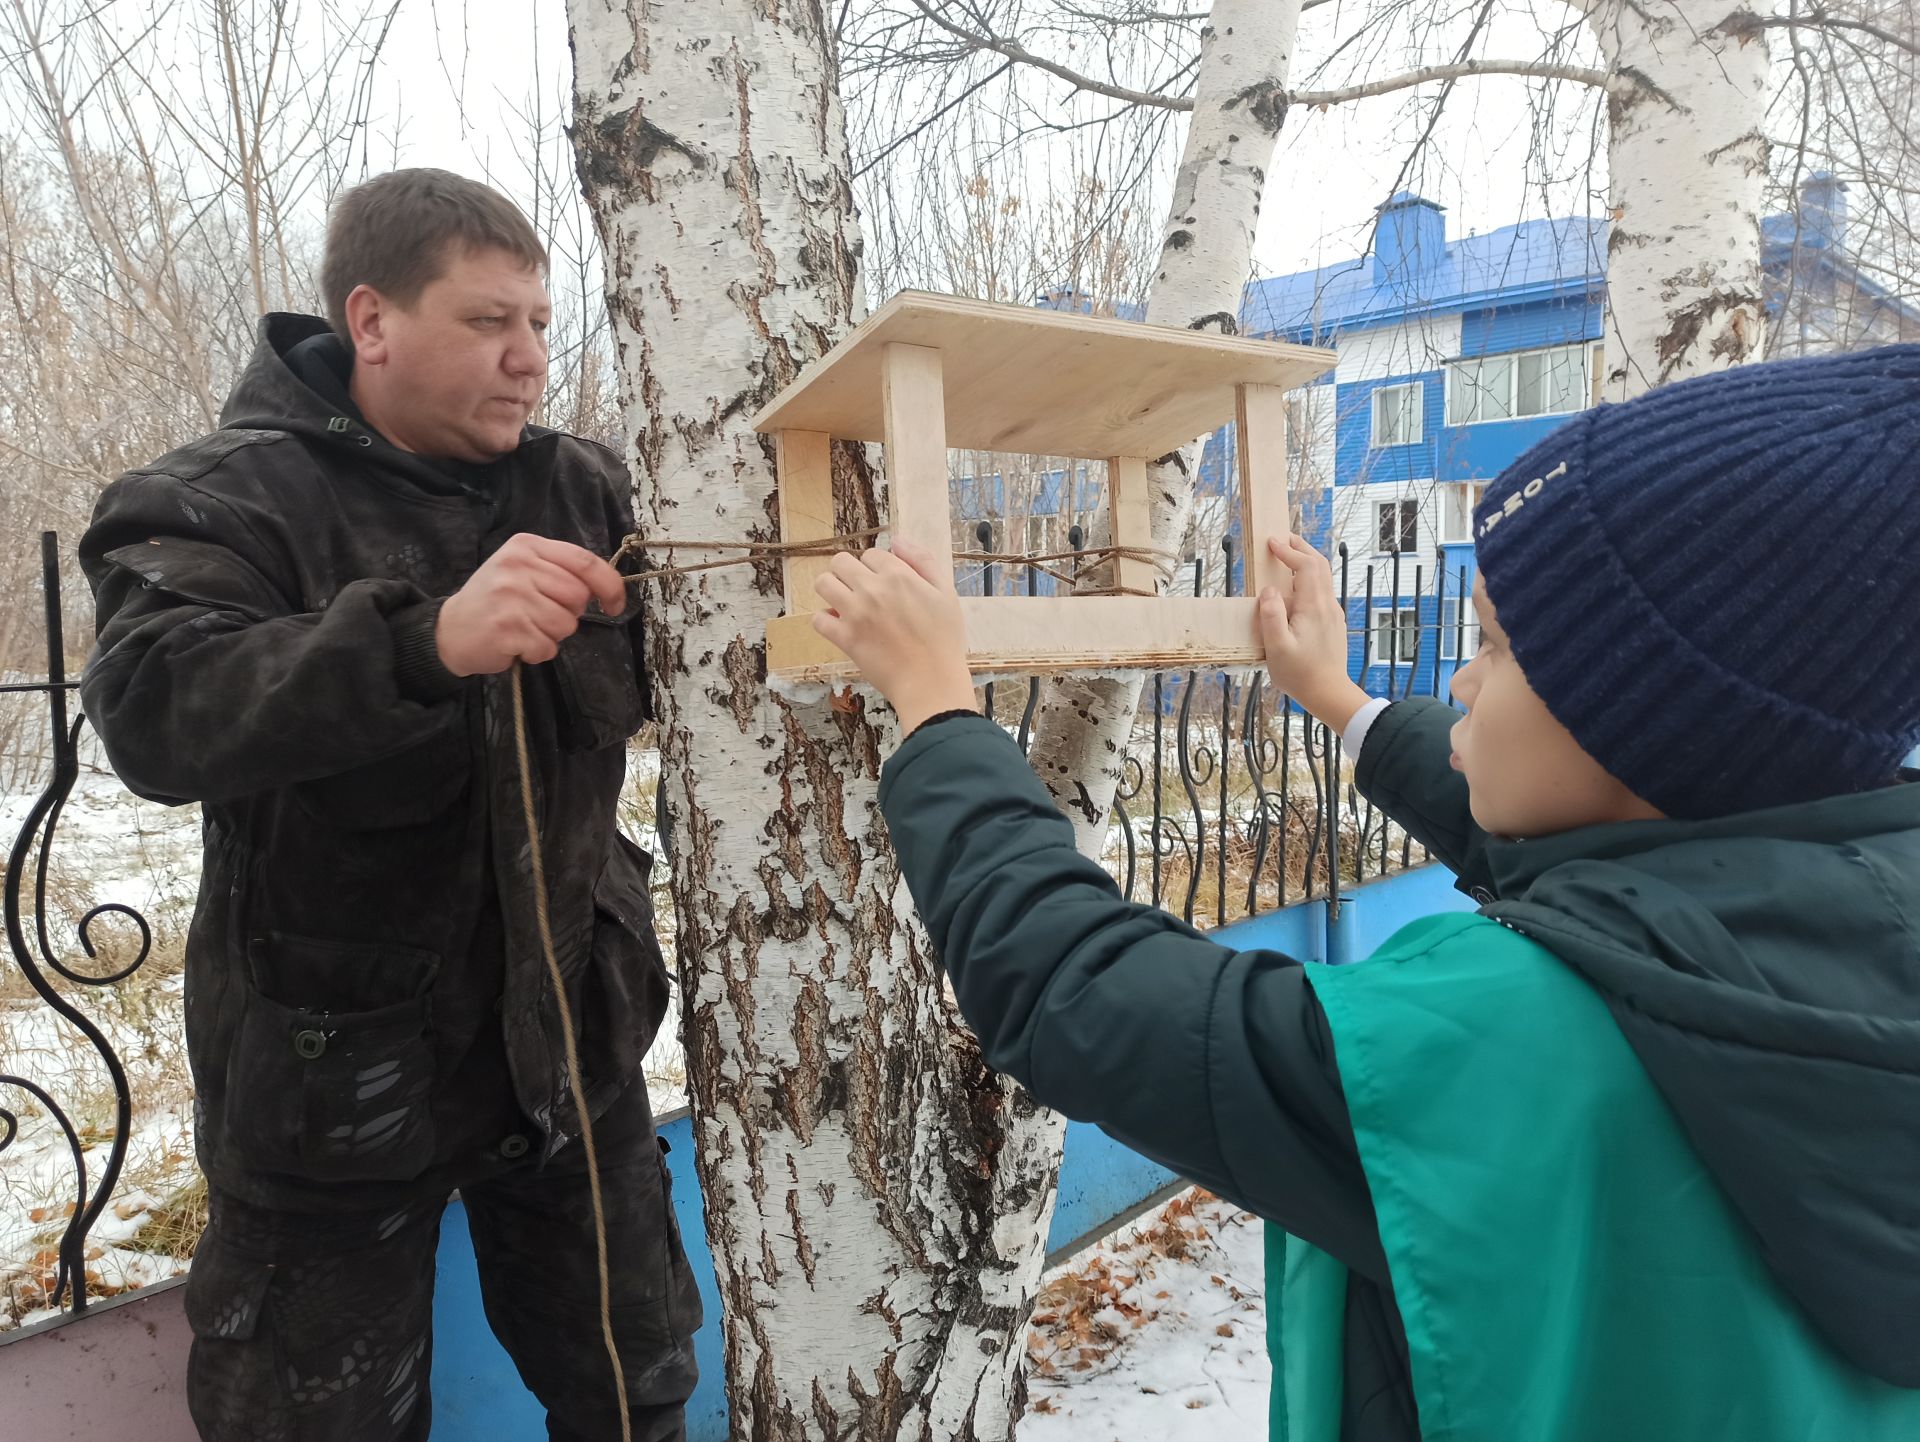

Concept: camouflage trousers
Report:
left=183, top=1085, right=702, bottom=1441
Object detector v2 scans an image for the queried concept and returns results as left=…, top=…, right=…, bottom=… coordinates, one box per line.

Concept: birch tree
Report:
left=1585, top=0, right=1773, bottom=396
left=567, top=5, right=1066, bottom=1437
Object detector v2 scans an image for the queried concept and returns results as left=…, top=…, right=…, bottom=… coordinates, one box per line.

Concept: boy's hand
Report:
left=437, top=533, right=628, bottom=675
left=1258, top=535, right=1372, bottom=732
left=812, top=541, right=977, bottom=733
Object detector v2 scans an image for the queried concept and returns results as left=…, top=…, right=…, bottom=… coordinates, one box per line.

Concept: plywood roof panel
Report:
left=751, top=291, right=1337, bottom=459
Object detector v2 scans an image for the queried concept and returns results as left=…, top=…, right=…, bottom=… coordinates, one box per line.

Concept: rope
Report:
left=509, top=660, right=633, bottom=1442
left=613, top=529, right=1178, bottom=597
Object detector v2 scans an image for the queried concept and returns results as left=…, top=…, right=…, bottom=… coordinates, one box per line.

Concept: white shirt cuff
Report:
left=1341, top=697, right=1391, bottom=757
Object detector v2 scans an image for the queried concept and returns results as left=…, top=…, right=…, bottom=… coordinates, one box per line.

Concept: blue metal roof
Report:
left=1242, top=214, right=1608, bottom=341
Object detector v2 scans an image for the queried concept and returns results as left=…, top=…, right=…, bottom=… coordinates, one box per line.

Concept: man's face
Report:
left=345, top=245, right=550, bottom=462
left=1448, top=577, right=1661, bottom=838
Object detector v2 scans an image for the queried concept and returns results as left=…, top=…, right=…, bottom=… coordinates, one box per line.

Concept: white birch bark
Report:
left=1587, top=0, right=1771, bottom=399
left=1023, top=0, right=1306, bottom=850
left=567, top=2, right=1059, bottom=1436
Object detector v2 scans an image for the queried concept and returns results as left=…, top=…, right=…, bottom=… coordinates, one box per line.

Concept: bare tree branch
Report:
left=1725, top=6, right=1920, bottom=59
left=1294, top=58, right=1626, bottom=107
left=906, top=0, right=1198, bottom=107
left=903, top=0, right=1630, bottom=114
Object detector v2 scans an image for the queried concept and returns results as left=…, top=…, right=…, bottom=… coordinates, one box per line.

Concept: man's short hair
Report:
left=321, top=168, right=548, bottom=337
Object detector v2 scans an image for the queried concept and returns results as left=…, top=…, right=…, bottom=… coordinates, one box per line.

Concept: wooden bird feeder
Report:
left=753, top=291, right=1337, bottom=682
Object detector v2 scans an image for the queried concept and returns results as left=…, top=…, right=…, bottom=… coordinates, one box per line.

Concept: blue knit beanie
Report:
left=1473, top=343, right=1920, bottom=820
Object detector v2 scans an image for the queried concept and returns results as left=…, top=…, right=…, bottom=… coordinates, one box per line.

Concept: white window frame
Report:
left=1371, top=382, right=1424, bottom=448
left=1439, top=596, right=1481, bottom=661
left=1376, top=498, right=1419, bottom=556
left=1438, top=482, right=1486, bottom=545
left=1370, top=605, right=1422, bottom=667
left=1446, top=341, right=1593, bottom=426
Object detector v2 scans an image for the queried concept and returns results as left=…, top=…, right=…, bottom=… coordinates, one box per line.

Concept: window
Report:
left=1026, top=513, right=1059, bottom=556
left=1440, top=596, right=1481, bottom=661
left=1439, top=482, right=1486, bottom=545
left=1286, top=394, right=1310, bottom=457
left=1377, top=499, right=1418, bottom=555
left=1372, top=383, right=1424, bottom=447
left=1372, top=607, right=1421, bottom=666
left=1446, top=342, right=1592, bottom=425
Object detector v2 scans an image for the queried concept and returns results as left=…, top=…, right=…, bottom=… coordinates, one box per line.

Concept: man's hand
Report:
left=812, top=541, right=976, bottom=733
left=436, top=533, right=628, bottom=676
left=1258, top=534, right=1372, bottom=732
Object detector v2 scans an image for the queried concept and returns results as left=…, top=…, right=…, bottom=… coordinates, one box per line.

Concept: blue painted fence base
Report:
left=428, top=863, right=1474, bottom=1440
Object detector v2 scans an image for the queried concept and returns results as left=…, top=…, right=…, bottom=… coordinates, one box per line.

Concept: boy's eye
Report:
left=532, top=319, right=549, bottom=334
left=472, top=316, right=503, bottom=328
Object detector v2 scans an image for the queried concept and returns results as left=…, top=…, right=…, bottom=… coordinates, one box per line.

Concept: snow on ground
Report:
left=1020, top=1189, right=1270, bottom=1440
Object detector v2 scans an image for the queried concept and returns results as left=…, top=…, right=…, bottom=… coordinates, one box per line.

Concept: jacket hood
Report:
left=219, top=313, right=547, bottom=502
left=1487, top=779, right=1920, bottom=1386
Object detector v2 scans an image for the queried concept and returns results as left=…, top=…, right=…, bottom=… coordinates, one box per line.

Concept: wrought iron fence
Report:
left=2, top=523, right=1468, bottom=1322
left=2, top=532, right=152, bottom=1321
left=970, top=521, right=1468, bottom=930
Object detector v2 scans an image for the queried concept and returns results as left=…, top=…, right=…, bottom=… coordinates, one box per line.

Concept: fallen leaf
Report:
left=1216, top=1322, right=1235, bottom=1337
left=1186, top=1398, right=1209, bottom=1409
left=1030, top=1397, right=1059, bottom=1415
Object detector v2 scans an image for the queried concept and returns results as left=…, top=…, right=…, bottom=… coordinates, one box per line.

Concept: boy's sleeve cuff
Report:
left=1342, top=697, right=1392, bottom=757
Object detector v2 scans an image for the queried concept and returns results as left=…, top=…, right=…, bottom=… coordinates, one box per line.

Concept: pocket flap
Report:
left=246, top=932, right=440, bottom=1012
left=182, top=1235, right=274, bottom=1342
left=102, top=538, right=286, bottom=621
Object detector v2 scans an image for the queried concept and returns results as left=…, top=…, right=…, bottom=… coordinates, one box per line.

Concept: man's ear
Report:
left=343, top=284, right=390, bottom=365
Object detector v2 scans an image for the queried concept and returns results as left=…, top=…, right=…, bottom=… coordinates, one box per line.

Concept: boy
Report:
left=811, top=345, right=1920, bottom=1440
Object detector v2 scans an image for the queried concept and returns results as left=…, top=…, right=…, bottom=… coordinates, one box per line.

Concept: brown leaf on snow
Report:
left=1030, top=1397, right=1059, bottom=1415
left=1216, top=1323, right=1235, bottom=1337
left=1186, top=1398, right=1210, bottom=1409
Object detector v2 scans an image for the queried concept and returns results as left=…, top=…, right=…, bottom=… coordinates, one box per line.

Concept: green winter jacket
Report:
left=877, top=699, right=1920, bottom=1439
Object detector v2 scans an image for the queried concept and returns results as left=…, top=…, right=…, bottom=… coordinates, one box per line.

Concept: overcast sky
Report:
left=361, top=0, right=1609, bottom=288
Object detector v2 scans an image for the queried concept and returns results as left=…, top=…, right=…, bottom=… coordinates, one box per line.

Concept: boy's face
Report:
left=1448, top=578, right=1661, bottom=839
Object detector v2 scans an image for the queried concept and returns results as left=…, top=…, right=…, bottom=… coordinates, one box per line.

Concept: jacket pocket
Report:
left=182, top=1228, right=274, bottom=1342
left=591, top=834, right=672, bottom=1055
left=554, top=607, right=645, bottom=751
left=226, top=933, right=440, bottom=1184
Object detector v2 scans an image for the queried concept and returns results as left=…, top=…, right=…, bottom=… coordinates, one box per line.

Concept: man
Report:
left=78, top=168, right=699, bottom=1442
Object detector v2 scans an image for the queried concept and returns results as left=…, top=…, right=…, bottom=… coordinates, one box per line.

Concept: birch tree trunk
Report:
left=568, top=4, right=1061, bottom=1436
left=1022, top=0, right=1306, bottom=849
left=1587, top=0, right=1771, bottom=399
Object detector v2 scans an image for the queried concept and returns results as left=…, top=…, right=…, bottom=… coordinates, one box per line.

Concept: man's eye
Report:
left=532, top=319, right=550, bottom=334
left=472, top=316, right=503, bottom=328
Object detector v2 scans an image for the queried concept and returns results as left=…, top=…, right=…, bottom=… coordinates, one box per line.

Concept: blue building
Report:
left=1190, top=173, right=1918, bottom=702
left=949, top=175, right=1916, bottom=696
